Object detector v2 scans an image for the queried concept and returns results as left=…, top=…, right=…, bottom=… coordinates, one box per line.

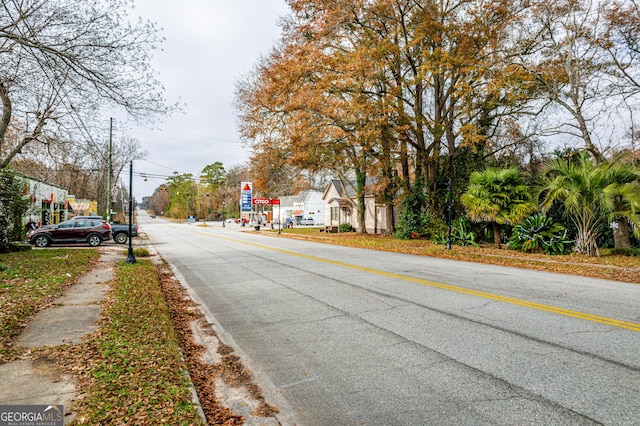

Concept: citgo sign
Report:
left=252, top=198, right=280, bottom=205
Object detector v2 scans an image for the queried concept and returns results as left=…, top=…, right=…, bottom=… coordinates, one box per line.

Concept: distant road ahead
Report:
left=140, top=213, right=640, bottom=425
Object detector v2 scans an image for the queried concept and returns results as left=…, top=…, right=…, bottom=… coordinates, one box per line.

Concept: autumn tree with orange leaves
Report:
left=237, top=0, right=536, bottom=233
left=236, top=0, right=640, bottom=236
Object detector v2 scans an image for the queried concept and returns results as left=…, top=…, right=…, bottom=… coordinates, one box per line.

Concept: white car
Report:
left=301, top=217, right=315, bottom=225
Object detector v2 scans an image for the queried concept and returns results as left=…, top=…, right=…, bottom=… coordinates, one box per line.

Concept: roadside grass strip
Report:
left=0, top=249, right=99, bottom=362
left=208, top=233, right=640, bottom=333
left=71, top=259, right=204, bottom=425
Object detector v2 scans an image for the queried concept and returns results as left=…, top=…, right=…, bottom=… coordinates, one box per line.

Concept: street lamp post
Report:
left=446, top=178, right=452, bottom=250
left=222, top=200, right=226, bottom=227
left=126, top=161, right=136, bottom=264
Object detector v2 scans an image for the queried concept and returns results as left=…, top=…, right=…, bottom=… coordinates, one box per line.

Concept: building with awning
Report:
left=17, top=173, right=69, bottom=227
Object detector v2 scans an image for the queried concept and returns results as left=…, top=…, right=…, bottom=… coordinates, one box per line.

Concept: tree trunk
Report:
left=613, top=217, right=632, bottom=249
left=0, top=82, right=12, bottom=150
left=384, top=203, right=395, bottom=236
left=575, top=226, right=600, bottom=256
left=380, top=125, right=397, bottom=236
left=355, top=169, right=367, bottom=234
left=493, top=223, right=501, bottom=246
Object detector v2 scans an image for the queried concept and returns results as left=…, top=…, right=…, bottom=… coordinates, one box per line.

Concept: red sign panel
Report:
left=252, top=198, right=281, bottom=205
left=253, top=198, right=271, bottom=205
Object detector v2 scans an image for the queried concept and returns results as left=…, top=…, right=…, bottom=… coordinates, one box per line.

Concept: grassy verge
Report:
left=267, top=228, right=640, bottom=284
left=0, top=248, right=99, bottom=362
left=2, top=246, right=274, bottom=425
left=67, top=259, right=204, bottom=425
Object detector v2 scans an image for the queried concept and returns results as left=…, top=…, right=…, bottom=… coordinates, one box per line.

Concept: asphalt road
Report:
left=140, top=213, right=640, bottom=425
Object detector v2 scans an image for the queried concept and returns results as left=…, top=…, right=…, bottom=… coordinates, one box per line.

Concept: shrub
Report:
left=508, top=214, right=572, bottom=255
left=609, top=247, right=640, bottom=257
left=433, top=218, right=479, bottom=247
left=133, top=247, right=150, bottom=257
left=395, top=181, right=430, bottom=239
left=0, top=170, right=31, bottom=253
left=339, top=223, right=353, bottom=233
left=8, top=243, right=32, bottom=252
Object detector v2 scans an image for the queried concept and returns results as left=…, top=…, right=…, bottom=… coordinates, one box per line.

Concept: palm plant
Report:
left=602, top=165, right=640, bottom=250
left=539, top=151, right=640, bottom=256
left=461, top=167, right=536, bottom=245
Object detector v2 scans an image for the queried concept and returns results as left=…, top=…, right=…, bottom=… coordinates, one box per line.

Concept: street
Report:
left=140, top=212, right=640, bottom=425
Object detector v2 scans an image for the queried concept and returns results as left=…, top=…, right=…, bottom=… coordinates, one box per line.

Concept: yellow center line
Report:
left=200, top=232, right=640, bottom=332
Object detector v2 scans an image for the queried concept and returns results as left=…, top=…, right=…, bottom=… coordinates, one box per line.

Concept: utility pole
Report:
left=107, top=118, right=113, bottom=222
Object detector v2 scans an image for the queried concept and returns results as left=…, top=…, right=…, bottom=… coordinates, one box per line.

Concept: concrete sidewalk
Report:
left=0, top=238, right=281, bottom=425
left=0, top=246, right=121, bottom=423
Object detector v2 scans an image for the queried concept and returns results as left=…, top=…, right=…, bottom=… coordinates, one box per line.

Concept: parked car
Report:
left=111, top=222, right=138, bottom=244
left=70, top=216, right=138, bottom=244
left=28, top=219, right=112, bottom=247
left=301, top=217, right=315, bottom=225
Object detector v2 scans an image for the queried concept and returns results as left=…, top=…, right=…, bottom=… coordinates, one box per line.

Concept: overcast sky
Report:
left=119, top=1, right=290, bottom=199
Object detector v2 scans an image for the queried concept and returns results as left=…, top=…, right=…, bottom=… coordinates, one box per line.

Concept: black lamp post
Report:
left=222, top=200, right=226, bottom=227
left=126, top=161, right=136, bottom=264
left=446, top=178, right=452, bottom=250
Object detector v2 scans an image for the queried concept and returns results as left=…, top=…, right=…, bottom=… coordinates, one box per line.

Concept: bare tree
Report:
left=10, top=128, right=145, bottom=215
left=0, top=0, right=173, bottom=170
left=513, top=0, right=625, bottom=163
left=600, top=0, right=640, bottom=94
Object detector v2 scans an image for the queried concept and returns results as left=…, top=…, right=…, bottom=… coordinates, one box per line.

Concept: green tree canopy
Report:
left=200, top=163, right=226, bottom=189
left=166, top=173, right=197, bottom=220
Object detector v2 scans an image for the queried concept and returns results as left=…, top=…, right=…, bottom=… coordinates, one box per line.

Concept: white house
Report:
left=322, top=179, right=389, bottom=234
left=275, top=190, right=325, bottom=225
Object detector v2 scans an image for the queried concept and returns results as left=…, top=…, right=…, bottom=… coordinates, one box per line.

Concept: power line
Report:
left=13, top=168, right=103, bottom=173
left=131, top=128, right=242, bottom=144
left=140, top=159, right=177, bottom=172
left=133, top=172, right=171, bottom=179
